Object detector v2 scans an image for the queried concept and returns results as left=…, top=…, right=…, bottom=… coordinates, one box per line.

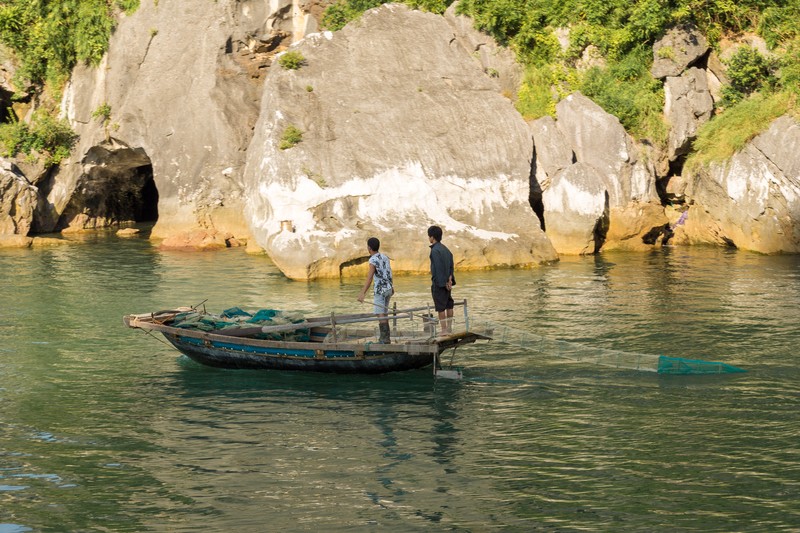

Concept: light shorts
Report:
left=373, top=292, right=391, bottom=315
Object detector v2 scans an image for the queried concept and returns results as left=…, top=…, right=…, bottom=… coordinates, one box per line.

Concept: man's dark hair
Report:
left=427, top=225, right=443, bottom=242
left=367, top=237, right=380, bottom=252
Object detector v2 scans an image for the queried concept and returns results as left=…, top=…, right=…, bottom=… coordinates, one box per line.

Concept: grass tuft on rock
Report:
left=686, top=91, right=795, bottom=171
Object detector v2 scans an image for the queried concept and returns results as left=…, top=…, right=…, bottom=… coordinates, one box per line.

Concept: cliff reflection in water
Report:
left=0, top=235, right=798, bottom=531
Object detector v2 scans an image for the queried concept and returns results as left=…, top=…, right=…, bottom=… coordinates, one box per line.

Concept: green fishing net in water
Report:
left=471, top=320, right=746, bottom=375
left=656, top=356, right=746, bottom=375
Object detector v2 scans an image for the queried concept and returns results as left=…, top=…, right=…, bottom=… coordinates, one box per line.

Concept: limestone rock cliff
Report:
left=0, top=159, right=37, bottom=238
left=680, top=116, right=800, bottom=253
left=242, top=4, right=556, bottom=279
left=4, top=1, right=800, bottom=270
left=664, top=67, right=713, bottom=162
left=532, top=92, right=666, bottom=254
left=651, top=24, right=709, bottom=80
left=51, top=0, right=316, bottom=246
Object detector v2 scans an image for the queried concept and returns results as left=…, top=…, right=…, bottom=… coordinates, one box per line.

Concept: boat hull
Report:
left=164, top=333, right=436, bottom=373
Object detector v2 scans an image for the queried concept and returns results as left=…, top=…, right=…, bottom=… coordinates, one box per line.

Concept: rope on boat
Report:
left=142, top=329, right=177, bottom=350
left=467, top=320, right=746, bottom=375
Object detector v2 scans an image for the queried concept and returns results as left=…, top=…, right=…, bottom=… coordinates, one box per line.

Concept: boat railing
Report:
left=383, top=299, right=473, bottom=337
left=317, top=300, right=478, bottom=343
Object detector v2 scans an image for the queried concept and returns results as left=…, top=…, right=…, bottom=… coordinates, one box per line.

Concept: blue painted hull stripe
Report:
left=177, top=335, right=355, bottom=358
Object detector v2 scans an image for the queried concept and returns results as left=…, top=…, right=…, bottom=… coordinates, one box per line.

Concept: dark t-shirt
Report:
left=429, top=241, right=455, bottom=288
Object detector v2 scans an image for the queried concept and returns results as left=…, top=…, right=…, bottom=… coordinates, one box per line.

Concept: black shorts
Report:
left=431, top=285, right=454, bottom=313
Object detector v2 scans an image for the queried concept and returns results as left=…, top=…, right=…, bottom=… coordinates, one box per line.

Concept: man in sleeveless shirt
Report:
left=357, top=237, right=394, bottom=343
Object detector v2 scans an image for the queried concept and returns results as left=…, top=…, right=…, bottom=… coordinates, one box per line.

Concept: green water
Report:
left=1, top=233, right=799, bottom=532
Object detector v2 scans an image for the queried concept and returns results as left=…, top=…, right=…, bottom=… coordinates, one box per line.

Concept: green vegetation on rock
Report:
left=92, top=102, right=112, bottom=124
left=516, top=65, right=557, bottom=119
left=687, top=91, right=794, bottom=170
left=322, top=0, right=800, bottom=154
left=322, top=0, right=385, bottom=30
left=577, top=45, right=667, bottom=144
left=0, top=1, right=137, bottom=169
left=721, top=46, right=778, bottom=106
left=0, top=0, right=138, bottom=91
left=279, top=125, right=304, bottom=150
left=278, top=50, right=306, bottom=70
left=0, top=109, right=77, bottom=167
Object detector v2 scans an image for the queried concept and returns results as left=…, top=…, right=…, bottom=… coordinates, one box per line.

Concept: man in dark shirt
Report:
left=428, top=225, right=455, bottom=334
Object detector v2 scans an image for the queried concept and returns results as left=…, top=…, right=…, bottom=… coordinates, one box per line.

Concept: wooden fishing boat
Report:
left=123, top=300, right=491, bottom=375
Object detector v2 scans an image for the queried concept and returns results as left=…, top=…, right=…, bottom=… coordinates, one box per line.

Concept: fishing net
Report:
left=166, top=308, right=310, bottom=341
left=467, top=320, right=745, bottom=375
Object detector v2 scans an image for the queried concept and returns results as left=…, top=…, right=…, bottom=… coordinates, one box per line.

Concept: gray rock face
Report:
left=529, top=116, right=572, bottom=190
left=532, top=92, right=665, bottom=253
left=541, top=162, right=608, bottom=254
left=751, top=116, right=800, bottom=180
left=243, top=4, right=556, bottom=279
left=651, top=24, right=709, bottom=79
left=664, top=67, right=713, bottom=161
left=555, top=93, right=633, bottom=201
left=705, top=51, right=727, bottom=103
left=575, top=45, right=606, bottom=72
left=443, top=2, right=522, bottom=100
left=0, top=44, right=17, bottom=94
left=0, top=159, right=37, bottom=236
left=683, top=115, right=800, bottom=253
left=53, top=0, right=306, bottom=244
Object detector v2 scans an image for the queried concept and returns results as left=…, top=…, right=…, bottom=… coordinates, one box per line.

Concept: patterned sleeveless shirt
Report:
left=369, top=253, right=393, bottom=296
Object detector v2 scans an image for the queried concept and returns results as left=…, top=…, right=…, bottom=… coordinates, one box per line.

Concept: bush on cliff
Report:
left=322, top=0, right=386, bottom=31
left=780, top=37, right=800, bottom=96
left=721, top=47, right=779, bottom=106
left=576, top=46, right=667, bottom=144
left=278, top=51, right=306, bottom=70
left=279, top=125, right=304, bottom=150
left=0, top=0, right=138, bottom=92
left=516, top=65, right=557, bottom=120
left=0, top=109, right=77, bottom=167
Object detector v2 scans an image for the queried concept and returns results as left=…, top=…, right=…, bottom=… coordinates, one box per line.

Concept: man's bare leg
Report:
left=439, top=309, right=454, bottom=334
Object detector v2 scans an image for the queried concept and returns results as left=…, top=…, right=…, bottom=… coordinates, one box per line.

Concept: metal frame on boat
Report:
left=123, top=300, right=491, bottom=375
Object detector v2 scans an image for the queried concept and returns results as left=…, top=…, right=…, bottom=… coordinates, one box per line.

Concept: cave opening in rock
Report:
left=58, top=144, right=159, bottom=231
left=132, top=164, right=159, bottom=223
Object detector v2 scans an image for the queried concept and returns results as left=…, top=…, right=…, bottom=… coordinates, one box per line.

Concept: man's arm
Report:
left=357, top=264, right=377, bottom=303
left=431, top=247, right=448, bottom=287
